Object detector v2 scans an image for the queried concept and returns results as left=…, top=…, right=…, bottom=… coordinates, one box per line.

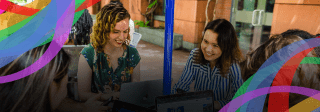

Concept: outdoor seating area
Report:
left=1, top=0, right=320, bottom=112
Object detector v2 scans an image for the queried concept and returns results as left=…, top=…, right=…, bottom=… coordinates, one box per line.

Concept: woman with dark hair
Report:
left=65, top=9, right=93, bottom=45
left=240, top=35, right=320, bottom=112
left=171, top=19, right=244, bottom=110
left=281, top=29, right=320, bottom=57
left=0, top=42, right=111, bottom=112
left=77, top=2, right=141, bottom=102
left=281, top=29, right=315, bottom=39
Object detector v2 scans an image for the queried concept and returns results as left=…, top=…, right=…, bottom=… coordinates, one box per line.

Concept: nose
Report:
left=206, top=45, right=213, bottom=53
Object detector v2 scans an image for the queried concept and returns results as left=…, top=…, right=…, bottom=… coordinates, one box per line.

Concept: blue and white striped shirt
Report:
left=172, top=48, right=243, bottom=108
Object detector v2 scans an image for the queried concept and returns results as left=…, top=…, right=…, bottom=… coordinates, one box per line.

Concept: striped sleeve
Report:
left=171, top=49, right=198, bottom=94
left=217, top=63, right=243, bottom=108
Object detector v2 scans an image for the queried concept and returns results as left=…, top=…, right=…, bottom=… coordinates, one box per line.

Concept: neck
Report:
left=210, top=60, right=216, bottom=69
left=104, top=43, right=123, bottom=55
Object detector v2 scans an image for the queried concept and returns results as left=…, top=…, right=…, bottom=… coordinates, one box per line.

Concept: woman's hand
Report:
left=100, top=93, right=114, bottom=101
left=214, top=101, right=221, bottom=110
left=112, top=92, right=120, bottom=100
left=100, top=92, right=121, bottom=101
left=82, top=94, right=112, bottom=112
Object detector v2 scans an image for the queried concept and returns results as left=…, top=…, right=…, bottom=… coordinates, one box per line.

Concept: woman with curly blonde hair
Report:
left=77, top=2, right=141, bottom=102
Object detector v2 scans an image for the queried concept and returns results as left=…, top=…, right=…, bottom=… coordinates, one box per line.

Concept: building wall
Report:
left=88, top=0, right=233, bottom=45
left=271, top=0, right=320, bottom=35
left=87, top=1, right=100, bottom=14
left=129, top=0, right=149, bottom=29
left=174, top=0, right=233, bottom=44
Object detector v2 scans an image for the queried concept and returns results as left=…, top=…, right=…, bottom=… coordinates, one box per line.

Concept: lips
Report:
left=205, top=52, right=214, bottom=56
left=116, top=40, right=123, bottom=44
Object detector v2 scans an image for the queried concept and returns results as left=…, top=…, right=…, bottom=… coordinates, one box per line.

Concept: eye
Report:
left=214, top=45, right=219, bottom=47
left=203, top=40, right=208, bottom=43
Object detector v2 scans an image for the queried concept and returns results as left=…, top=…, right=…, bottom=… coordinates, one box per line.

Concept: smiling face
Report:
left=106, top=18, right=129, bottom=48
left=201, top=30, right=222, bottom=65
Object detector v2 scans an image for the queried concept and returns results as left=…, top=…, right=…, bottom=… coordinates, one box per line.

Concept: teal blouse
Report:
left=80, top=44, right=141, bottom=93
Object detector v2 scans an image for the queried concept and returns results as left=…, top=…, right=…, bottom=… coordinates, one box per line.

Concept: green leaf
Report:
left=145, top=21, right=150, bottom=25
left=134, top=21, right=139, bottom=24
left=136, top=22, right=144, bottom=26
left=147, top=0, right=158, bottom=8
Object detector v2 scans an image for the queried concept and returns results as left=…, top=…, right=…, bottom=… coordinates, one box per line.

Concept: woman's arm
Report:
left=215, top=63, right=243, bottom=110
left=131, top=62, right=140, bottom=82
left=171, top=50, right=197, bottom=94
left=77, top=54, right=99, bottom=101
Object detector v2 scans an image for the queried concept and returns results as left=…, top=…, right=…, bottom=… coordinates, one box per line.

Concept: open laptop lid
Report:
left=155, top=90, right=214, bottom=112
left=119, top=79, right=163, bottom=108
left=112, top=100, right=157, bottom=112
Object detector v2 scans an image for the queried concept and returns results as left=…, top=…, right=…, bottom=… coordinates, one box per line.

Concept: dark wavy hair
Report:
left=281, top=29, right=320, bottom=57
left=68, top=9, right=93, bottom=45
left=0, top=42, right=71, bottom=112
left=193, top=19, right=243, bottom=78
left=91, top=3, right=131, bottom=52
left=240, top=35, right=320, bottom=112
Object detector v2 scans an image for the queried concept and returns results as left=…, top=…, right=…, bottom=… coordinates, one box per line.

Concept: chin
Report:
left=113, top=44, right=123, bottom=47
left=204, top=56, right=214, bottom=62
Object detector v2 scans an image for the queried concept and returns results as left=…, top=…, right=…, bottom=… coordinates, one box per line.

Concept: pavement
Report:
left=136, top=40, right=196, bottom=91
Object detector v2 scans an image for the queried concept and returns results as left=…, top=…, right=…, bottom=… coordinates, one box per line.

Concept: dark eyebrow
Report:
left=204, top=39, right=218, bottom=45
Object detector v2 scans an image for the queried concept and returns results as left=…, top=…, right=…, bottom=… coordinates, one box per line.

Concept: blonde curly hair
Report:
left=91, top=3, right=131, bottom=52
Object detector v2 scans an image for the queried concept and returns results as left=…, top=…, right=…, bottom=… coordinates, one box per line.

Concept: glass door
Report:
left=231, top=0, right=275, bottom=54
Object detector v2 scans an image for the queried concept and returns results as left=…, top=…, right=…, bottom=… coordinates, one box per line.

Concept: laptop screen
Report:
left=119, top=79, right=163, bottom=108
left=155, top=90, right=214, bottom=112
left=112, top=100, right=157, bottom=112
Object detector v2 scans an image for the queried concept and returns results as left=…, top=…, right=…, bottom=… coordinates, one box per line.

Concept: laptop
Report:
left=112, top=100, right=157, bottom=112
left=119, top=79, right=163, bottom=109
left=62, top=45, right=87, bottom=101
left=155, top=90, right=215, bottom=112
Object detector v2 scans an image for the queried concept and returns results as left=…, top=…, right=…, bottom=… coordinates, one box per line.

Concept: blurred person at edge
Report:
left=281, top=29, right=320, bottom=57
left=0, top=42, right=111, bottom=112
left=240, top=35, right=320, bottom=112
left=64, top=9, right=92, bottom=45
left=77, top=2, right=141, bottom=102
left=172, top=19, right=244, bottom=111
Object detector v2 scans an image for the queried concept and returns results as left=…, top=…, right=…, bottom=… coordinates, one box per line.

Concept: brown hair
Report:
left=0, top=42, right=71, bottom=112
left=91, top=3, right=131, bottom=52
left=193, top=19, right=243, bottom=78
left=240, top=35, right=320, bottom=111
